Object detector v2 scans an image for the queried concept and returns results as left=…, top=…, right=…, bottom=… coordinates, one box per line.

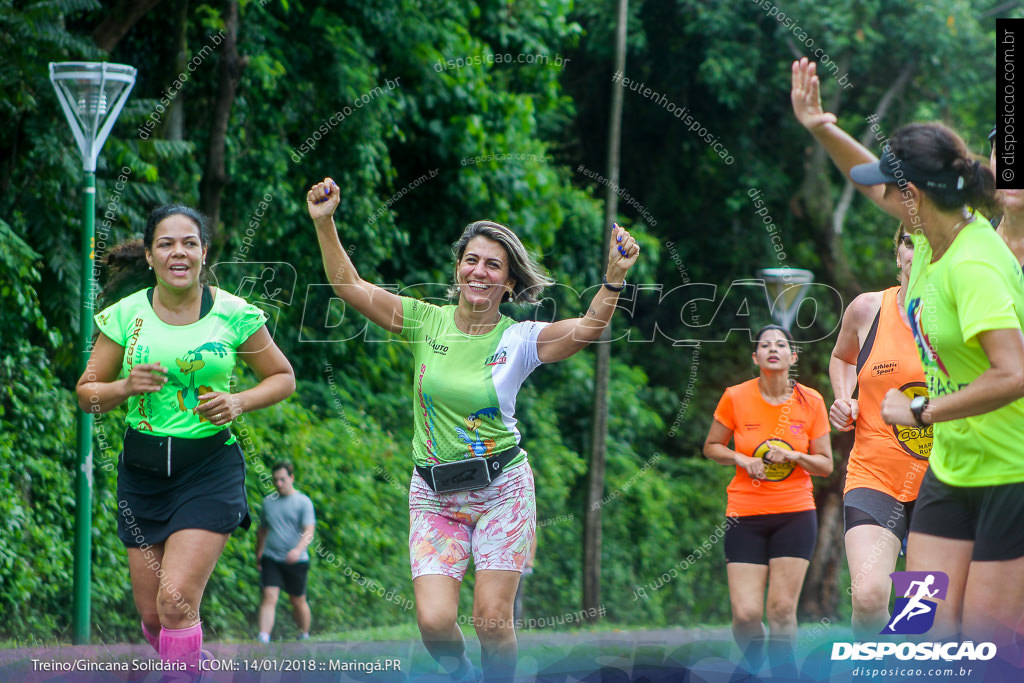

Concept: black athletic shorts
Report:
left=117, top=440, right=250, bottom=547
left=844, top=487, right=915, bottom=541
left=724, top=510, right=818, bottom=565
left=911, top=468, right=1024, bottom=561
left=261, top=558, right=310, bottom=596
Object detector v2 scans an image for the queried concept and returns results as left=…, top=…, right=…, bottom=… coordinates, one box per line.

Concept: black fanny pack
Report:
left=121, top=426, right=231, bottom=478
left=416, top=446, right=521, bottom=493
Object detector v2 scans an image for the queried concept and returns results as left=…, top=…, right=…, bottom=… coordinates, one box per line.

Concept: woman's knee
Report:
left=730, top=592, right=764, bottom=628
left=851, top=579, right=891, bottom=616
left=731, top=607, right=764, bottom=631
left=472, top=604, right=514, bottom=638
left=765, top=597, right=798, bottom=627
left=417, top=607, right=458, bottom=639
left=156, top=583, right=201, bottom=626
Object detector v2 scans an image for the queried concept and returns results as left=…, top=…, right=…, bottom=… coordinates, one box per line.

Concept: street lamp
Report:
left=50, top=61, right=136, bottom=645
left=757, top=267, right=814, bottom=331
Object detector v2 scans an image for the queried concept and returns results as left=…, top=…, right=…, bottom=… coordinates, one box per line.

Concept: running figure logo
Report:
left=883, top=571, right=949, bottom=635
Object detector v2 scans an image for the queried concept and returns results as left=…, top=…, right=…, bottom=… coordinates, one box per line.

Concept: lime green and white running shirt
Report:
left=399, top=297, right=549, bottom=468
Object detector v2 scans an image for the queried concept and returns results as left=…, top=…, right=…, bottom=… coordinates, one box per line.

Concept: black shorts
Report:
left=117, top=440, right=250, bottom=547
left=724, top=510, right=818, bottom=565
left=911, top=468, right=1024, bottom=561
left=844, top=487, right=915, bottom=541
left=261, top=558, right=310, bottom=596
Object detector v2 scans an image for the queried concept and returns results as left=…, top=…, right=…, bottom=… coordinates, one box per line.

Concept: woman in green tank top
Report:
left=307, top=177, right=641, bottom=683
left=77, top=205, right=295, bottom=675
left=793, top=57, right=1024, bottom=663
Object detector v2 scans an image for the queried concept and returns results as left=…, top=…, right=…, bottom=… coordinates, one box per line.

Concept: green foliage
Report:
left=0, top=219, right=75, bottom=639
left=1, top=0, right=1016, bottom=643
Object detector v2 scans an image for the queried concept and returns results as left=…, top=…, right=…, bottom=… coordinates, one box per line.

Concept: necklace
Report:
left=931, top=214, right=970, bottom=261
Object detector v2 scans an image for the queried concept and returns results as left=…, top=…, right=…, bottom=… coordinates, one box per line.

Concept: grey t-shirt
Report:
left=259, top=491, right=315, bottom=563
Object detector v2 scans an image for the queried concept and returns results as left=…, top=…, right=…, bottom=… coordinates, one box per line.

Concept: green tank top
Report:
left=94, top=287, right=267, bottom=438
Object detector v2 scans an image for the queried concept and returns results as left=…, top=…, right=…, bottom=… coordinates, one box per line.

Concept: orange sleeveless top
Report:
left=845, top=286, right=931, bottom=501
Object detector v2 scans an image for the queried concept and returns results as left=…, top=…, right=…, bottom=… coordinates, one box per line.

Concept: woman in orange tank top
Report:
left=829, top=224, right=931, bottom=638
left=704, top=325, right=833, bottom=675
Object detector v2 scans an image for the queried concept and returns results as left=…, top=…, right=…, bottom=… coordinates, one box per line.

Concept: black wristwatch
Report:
left=909, top=395, right=930, bottom=427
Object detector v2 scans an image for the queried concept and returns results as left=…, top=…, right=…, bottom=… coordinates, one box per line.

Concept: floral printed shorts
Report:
left=409, top=459, right=536, bottom=579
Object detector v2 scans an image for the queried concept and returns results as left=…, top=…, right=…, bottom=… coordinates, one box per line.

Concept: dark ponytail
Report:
left=951, top=156, right=996, bottom=215
left=99, top=239, right=154, bottom=307
left=890, top=123, right=996, bottom=215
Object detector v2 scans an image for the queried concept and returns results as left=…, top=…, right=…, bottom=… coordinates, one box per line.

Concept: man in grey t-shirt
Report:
left=256, top=461, right=316, bottom=642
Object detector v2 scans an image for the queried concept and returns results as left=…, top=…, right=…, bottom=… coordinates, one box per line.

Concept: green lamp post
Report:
left=49, top=61, right=136, bottom=645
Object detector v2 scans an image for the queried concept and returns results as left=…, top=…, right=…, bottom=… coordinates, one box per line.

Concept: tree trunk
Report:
left=800, top=430, right=852, bottom=622
left=165, top=0, right=190, bottom=142
left=583, top=0, right=628, bottom=620
left=92, top=0, right=166, bottom=52
left=199, top=0, right=248, bottom=232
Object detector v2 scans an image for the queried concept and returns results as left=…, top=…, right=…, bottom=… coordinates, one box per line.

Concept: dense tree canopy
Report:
left=0, top=0, right=1014, bottom=642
